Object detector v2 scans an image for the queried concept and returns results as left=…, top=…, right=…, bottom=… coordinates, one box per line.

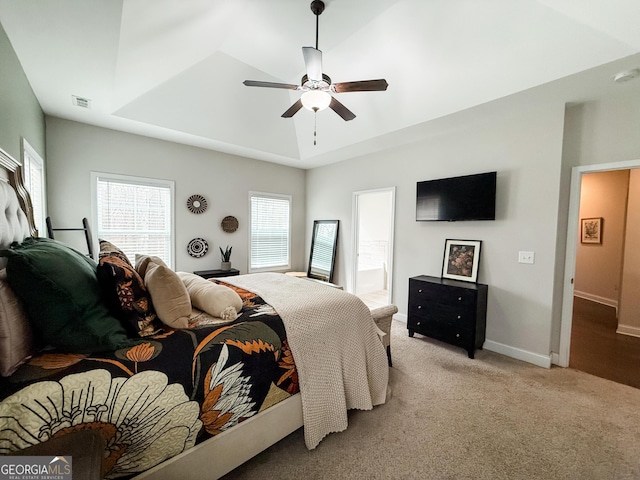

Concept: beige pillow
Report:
left=0, top=269, right=34, bottom=376
left=135, top=254, right=168, bottom=278
left=144, top=263, right=190, bottom=329
left=178, top=272, right=242, bottom=320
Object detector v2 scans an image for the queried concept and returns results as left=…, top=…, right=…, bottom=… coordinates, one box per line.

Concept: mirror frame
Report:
left=307, top=220, right=339, bottom=283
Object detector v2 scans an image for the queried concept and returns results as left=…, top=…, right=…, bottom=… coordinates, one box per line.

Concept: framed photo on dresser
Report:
left=442, top=239, right=482, bottom=283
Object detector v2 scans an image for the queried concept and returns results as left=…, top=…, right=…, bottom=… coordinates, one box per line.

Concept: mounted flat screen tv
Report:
left=416, top=171, right=496, bottom=221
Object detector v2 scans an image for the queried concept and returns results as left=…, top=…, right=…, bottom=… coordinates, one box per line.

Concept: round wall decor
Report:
left=187, top=194, right=208, bottom=214
left=221, top=215, right=239, bottom=233
left=187, top=238, right=209, bottom=257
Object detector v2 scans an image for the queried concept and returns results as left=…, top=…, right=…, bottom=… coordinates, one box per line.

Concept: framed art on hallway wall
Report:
left=581, top=217, right=602, bottom=244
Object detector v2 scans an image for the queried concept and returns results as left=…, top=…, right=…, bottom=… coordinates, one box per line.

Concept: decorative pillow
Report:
left=97, top=254, right=162, bottom=337
left=99, top=239, right=131, bottom=264
left=144, top=262, right=190, bottom=329
left=0, top=237, right=134, bottom=353
left=0, top=269, right=34, bottom=376
left=135, top=254, right=168, bottom=278
left=188, top=307, right=239, bottom=328
left=178, top=272, right=242, bottom=320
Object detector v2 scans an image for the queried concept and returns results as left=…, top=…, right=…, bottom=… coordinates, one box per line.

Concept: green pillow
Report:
left=0, top=237, right=134, bottom=353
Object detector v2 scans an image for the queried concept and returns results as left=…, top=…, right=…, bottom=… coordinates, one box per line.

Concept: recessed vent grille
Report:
left=72, top=95, right=91, bottom=108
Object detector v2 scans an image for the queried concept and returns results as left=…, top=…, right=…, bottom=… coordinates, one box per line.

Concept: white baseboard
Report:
left=574, top=290, right=618, bottom=310
left=616, top=324, right=640, bottom=338
left=394, top=314, right=551, bottom=368
left=483, top=340, right=551, bottom=369
left=551, top=352, right=560, bottom=366
left=394, top=313, right=407, bottom=323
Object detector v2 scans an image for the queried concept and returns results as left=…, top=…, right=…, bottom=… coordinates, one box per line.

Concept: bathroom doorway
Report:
left=352, top=187, right=395, bottom=309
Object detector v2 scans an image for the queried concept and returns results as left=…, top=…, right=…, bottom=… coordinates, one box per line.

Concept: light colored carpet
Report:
left=222, top=320, right=640, bottom=479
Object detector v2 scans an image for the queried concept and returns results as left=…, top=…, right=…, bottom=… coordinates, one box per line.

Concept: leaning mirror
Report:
left=308, top=220, right=339, bottom=283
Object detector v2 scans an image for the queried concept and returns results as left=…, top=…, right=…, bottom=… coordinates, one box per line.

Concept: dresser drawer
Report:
left=409, top=302, right=474, bottom=326
left=409, top=280, right=477, bottom=308
left=408, top=316, right=472, bottom=347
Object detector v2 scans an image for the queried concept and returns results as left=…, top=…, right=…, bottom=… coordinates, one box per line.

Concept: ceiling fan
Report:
left=243, top=0, right=388, bottom=122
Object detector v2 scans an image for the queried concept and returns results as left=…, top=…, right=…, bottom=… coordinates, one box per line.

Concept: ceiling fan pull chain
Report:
left=314, top=111, right=318, bottom=145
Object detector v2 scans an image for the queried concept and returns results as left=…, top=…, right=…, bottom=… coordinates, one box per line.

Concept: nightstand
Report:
left=194, top=268, right=240, bottom=279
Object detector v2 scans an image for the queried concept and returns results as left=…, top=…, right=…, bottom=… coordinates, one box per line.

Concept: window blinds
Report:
left=22, top=141, right=46, bottom=236
left=96, top=176, right=173, bottom=266
left=250, top=193, right=291, bottom=270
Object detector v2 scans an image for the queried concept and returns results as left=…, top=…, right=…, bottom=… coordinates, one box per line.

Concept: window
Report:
left=22, top=139, right=46, bottom=236
left=249, top=191, right=291, bottom=272
left=92, top=172, right=174, bottom=267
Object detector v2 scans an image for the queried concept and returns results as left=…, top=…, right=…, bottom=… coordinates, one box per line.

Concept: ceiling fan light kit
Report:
left=243, top=0, right=388, bottom=140
left=301, top=90, right=331, bottom=112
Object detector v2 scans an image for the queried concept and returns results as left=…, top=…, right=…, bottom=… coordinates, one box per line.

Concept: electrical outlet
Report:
left=518, top=251, right=535, bottom=264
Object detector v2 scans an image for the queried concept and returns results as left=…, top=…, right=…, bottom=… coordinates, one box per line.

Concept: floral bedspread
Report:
left=0, top=283, right=299, bottom=478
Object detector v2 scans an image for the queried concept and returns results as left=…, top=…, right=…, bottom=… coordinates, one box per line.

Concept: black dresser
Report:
left=408, top=275, right=487, bottom=358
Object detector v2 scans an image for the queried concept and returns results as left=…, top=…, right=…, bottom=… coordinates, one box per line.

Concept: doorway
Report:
left=559, top=159, right=640, bottom=388
left=352, top=188, right=395, bottom=309
left=568, top=168, right=640, bottom=388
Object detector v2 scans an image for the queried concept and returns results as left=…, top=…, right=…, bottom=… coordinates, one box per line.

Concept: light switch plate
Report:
left=518, top=251, right=535, bottom=264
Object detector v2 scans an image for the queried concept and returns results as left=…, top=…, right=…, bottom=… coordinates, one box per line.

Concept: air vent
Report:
left=72, top=95, right=91, bottom=109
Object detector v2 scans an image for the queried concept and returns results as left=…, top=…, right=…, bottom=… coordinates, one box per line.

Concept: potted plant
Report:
left=219, top=245, right=232, bottom=271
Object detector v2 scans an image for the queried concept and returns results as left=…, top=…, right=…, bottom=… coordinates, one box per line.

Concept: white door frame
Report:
left=351, top=187, right=396, bottom=303
left=558, top=158, right=640, bottom=367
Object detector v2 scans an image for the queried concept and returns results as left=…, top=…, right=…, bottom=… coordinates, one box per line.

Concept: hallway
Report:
left=570, top=297, right=640, bottom=389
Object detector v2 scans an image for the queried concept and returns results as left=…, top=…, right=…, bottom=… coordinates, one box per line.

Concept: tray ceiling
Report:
left=1, top=0, right=639, bottom=168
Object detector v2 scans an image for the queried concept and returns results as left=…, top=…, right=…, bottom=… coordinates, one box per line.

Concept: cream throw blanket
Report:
left=222, top=273, right=389, bottom=449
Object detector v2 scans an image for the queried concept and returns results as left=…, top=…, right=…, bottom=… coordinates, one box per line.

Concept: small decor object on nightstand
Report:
left=219, top=245, right=232, bottom=270
left=442, top=239, right=482, bottom=283
left=187, top=194, right=208, bottom=214
left=187, top=238, right=209, bottom=257
left=221, top=215, right=239, bottom=233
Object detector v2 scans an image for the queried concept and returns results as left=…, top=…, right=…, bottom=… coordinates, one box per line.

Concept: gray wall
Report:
left=45, top=117, right=307, bottom=274
left=307, top=89, right=640, bottom=365
left=0, top=21, right=44, bottom=162
left=550, top=93, right=640, bottom=351
left=563, top=94, right=640, bottom=168
left=307, top=101, right=566, bottom=365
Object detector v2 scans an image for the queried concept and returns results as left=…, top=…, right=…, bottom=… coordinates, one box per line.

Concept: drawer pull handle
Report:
left=458, top=297, right=462, bottom=301
left=417, top=305, right=422, bottom=309
left=456, top=333, right=460, bottom=338
left=457, top=315, right=461, bottom=319
left=418, top=289, right=422, bottom=293
left=417, top=321, right=421, bottom=326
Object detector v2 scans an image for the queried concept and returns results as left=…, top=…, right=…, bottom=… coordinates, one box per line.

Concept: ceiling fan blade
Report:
left=329, top=97, right=356, bottom=121
left=282, top=99, right=303, bottom=118
left=332, top=79, right=389, bottom=93
left=302, top=47, right=323, bottom=82
left=243, top=80, right=300, bottom=90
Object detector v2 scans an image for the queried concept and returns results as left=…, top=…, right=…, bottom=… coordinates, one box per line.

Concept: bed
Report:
left=0, top=148, right=389, bottom=479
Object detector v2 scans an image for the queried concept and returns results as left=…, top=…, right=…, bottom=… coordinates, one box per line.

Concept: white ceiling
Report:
left=1, top=0, right=640, bottom=169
